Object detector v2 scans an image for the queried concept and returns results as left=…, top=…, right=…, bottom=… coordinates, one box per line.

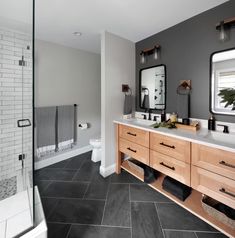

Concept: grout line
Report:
left=163, top=228, right=222, bottom=233
left=4, top=220, right=7, bottom=238
left=47, top=221, right=131, bottom=229
left=65, top=224, right=72, bottom=238
left=100, top=181, right=110, bottom=225
left=129, top=184, right=133, bottom=238
left=154, top=203, right=165, bottom=238
left=194, top=232, right=199, bottom=238
left=130, top=200, right=172, bottom=203
left=41, top=196, right=106, bottom=201
left=82, top=182, right=91, bottom=199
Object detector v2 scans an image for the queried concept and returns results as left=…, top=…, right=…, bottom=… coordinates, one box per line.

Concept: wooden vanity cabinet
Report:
left=192, top=143, right=235, bottom=180
left=118, top=125, right=149, bottom=166
left=150, top=133, right=190, bottom=163
left=115, top=123, right=235, bottom=237
left=150, top=132, right=191, bottom=186
left=191, top=143, right=235, bottom=209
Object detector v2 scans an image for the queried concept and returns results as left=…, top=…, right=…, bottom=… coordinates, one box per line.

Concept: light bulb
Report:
left=140, top=51, right=146, bottom=64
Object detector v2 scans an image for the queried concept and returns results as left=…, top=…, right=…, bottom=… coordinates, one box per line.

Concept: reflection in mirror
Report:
left=140, top=65, right=166, bottom=110
left=211, top=48, right=235, bottom=115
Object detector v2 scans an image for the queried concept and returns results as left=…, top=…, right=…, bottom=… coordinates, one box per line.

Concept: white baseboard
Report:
left=35, top=145, right=93, bottom=170
left=99, top=163, right=116, bottom=178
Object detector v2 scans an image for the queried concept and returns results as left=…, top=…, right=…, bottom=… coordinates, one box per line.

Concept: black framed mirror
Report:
left=140, top=64, right=166, bottom=110
left=210, top=48, right=235, bottom=115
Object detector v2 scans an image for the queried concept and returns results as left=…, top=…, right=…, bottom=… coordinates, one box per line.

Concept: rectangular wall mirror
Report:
left=140, top=65, right=166, bottom=110
left=210, top=48, right=235, bottom=115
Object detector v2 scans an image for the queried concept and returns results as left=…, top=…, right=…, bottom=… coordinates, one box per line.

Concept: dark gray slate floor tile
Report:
left=156, top=203, right=216, bottom=232
left=130, top=184, right=172, bottom=203
left=110, top=171, right=142, bottom=184
left=65, top=155, right=87, bottom=169
left=196, top=232, right=228, bottom=238
left=131, top=202, right=164, bottom=238
left=42, top=181, right=89, bottom=198
left=102, top=184, right=130, bottom=227
left=48, top=199, right=105, bottom=224
left=41, top=197, right=59, bottom=218
left=47, top=159, right=69, bottom=169
left=73, top=160, right=100, bottom=182
left=164, top=230, right=197, bottom=238
left=68, top=225, right=131, bottom=238
left=47, top=223, right=71, bottom=238
left=91, top=172, right=110, bottom=184
left=35, top=180, right=51, bottom=194
left=84, top=182, right=109, bottom=200
left=36, top=168, right=76, bottom=181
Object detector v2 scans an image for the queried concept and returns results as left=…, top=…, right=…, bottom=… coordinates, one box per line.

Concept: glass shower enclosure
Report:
left=0, top=0, right=34, bottom=237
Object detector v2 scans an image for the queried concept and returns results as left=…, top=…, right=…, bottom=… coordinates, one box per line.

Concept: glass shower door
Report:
left=0, top=0, right=34, bottom=237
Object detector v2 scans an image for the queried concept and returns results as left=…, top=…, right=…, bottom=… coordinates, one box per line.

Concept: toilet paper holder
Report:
left=78, top=123, right=89, bottom=129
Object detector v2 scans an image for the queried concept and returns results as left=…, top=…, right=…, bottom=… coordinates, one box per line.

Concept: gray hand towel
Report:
left=124, top=94, right=132, bottom=115
left=177, top=94, right=190, bottom=119
left=58, top=105, right=74, bottom=143
left=36, top=107, right=56, bottom=148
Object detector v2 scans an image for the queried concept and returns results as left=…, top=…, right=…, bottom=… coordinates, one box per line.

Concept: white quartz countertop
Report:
left=114, top=118, right=235, bottom=153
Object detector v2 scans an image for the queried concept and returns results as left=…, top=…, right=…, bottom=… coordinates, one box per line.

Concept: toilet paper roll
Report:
left=78, top=123, right=88, bottom=130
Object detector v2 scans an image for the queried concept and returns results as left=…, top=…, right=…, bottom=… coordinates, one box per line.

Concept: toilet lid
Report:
left=90, top=138, right=101, bottom=143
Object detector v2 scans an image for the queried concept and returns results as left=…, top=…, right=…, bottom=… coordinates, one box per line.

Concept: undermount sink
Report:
left=131, top=118, right=156, bottom=127
left=203, top=131, right=235, bottom=146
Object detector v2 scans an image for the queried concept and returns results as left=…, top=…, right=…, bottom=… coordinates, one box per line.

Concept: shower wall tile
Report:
left=0, top=27, right=32, bottom=181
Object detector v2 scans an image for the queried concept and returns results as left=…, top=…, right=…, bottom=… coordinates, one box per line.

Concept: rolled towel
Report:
left=162, top=176, right=191, bottom=201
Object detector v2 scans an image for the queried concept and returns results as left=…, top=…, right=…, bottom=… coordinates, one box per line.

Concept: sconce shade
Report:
left=219, top=21, right=229, bottom=42
left=140, top=44, right=160, bottom=64
left=216, top=17, right=235, bottom=42
left=153, top=46, right=159, bottom=60
left=140, top=51, right=146, bottom=64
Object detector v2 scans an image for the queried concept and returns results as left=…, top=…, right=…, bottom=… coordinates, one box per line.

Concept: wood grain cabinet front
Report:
left=192, top=143, right=235, bottom=180
left=119, top=138, right=149, bottom=165
left=150, top=150, right=191, bottom=186
left=150, top=133, right=190, bottom=163
left=119, top=125, right=149, bottom=147
left=191, top=165, right=235, bottom=209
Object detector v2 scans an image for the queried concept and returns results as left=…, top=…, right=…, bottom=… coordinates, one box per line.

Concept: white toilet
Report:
left=89, top=138, right=101, bottom=162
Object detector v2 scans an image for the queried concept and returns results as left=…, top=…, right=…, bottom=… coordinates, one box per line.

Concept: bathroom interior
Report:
left=0, top=0, right=235, bottom=237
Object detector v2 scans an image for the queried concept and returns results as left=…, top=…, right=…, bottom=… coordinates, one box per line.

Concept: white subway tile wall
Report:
left=0, top=27, right=32, bottom=181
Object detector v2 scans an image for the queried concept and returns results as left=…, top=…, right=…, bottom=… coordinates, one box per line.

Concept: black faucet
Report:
left=141, top=114, right=147, bottom=120
left=217, top=124, right=229, bottom=133
left=145, top=109, right=152, bottom=120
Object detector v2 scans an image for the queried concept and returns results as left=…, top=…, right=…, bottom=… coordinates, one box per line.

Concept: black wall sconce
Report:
left=140, top=44, right=160, bottom=64
left=216, top=17, right=235, bottom=42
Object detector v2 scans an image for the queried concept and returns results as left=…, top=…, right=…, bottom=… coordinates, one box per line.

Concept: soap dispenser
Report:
left=208, top=115, right=216, bottom=131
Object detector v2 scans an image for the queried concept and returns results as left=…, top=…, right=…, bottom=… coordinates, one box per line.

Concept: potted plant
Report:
left=218, top=88, right=235, bottom=110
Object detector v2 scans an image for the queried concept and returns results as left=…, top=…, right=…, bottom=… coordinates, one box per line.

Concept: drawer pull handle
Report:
left=160, top=162, right=175, bottom=171
left=127, top=147, right=137, bottom=153
left=219, top=188, right=235, bottom=198
left=160, top=142, right=175, bottom=149
left=127, top=132, right=137, bottom=137
left=219, top=161, right=235, bottom=169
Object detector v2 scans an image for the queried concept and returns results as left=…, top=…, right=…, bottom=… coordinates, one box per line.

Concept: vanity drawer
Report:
left=119, top=138, right=149, bottom=165
left=192, top=143, right=235, bottom=180
left=150, top=133, right=190, bottom=163
left=191, top=166, right=235, bottom=209
left=119, top=125, right=149, bottom=147
left=150, top=150, right=190, bottom=186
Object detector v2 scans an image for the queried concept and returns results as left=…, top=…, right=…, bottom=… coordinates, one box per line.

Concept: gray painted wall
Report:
left=35, top=40, right=101, bottom=148
left=136, top=0, right=235, bottom=122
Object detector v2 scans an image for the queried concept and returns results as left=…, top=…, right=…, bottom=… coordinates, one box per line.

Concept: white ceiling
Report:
left=1, top=0, right=228, bottom=53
